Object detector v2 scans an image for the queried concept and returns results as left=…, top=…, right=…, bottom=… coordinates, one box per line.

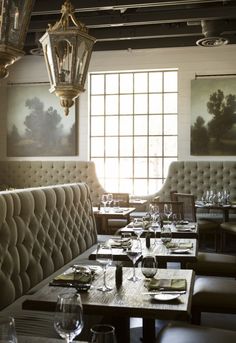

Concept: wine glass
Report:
left=90, top=324, right=116, bottom=343
left=160, top=225, right=172, bottom=244
left=54, top=292, right=84, bottom=343
left=164, top=204, right=172, bottom=222
left=0, top=316, right=17, bottom=343
left=101, top=194, right=108, bottom=212
left=96, top=243, right=113, bottom=292
left=141, top=255, right=158, bottom=279
left=126, top=239, right=142, bottom=282
left=150, top=205, right=160, bottom=245
left=132, top=218, right=144, bottom=239
left=107, top=193, right=113, bottom=210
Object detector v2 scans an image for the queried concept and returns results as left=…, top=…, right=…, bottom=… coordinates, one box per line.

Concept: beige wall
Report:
left=0, top=44, right=236, bottom=161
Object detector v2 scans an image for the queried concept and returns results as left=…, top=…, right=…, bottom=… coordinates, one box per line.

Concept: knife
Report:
left=142, top=290, right=186, bottom=295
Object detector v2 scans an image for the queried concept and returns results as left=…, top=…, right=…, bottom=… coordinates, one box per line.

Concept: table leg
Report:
left=143, top=318, right=156, bottom=343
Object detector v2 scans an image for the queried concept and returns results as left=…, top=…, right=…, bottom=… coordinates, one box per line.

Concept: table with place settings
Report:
left=89, top=237, right=198, bottom=268
left=22, top=266, right=195, bottom=343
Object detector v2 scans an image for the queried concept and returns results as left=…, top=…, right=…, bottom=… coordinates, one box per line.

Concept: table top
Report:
left=89, top=238, right=198, bottom=265
left=93, top=207, right=136, bottom=217
left=120, top=222, right=198, bottom=239
left=22, top=266, right=195, bottom=321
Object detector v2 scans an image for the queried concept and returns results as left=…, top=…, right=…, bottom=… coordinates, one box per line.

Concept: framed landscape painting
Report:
left=7, top=84, right=77, bottom=157
left=191, top=77, right=236, bottom=156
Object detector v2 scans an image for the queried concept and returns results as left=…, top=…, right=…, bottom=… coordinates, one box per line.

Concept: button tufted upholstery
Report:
left=0, top=161, right=106, bottom=206
left=155, top=161, right=236, bottom=201
left=0, top=182, right=97, bottom=310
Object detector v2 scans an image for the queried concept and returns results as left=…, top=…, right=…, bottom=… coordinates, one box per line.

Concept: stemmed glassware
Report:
left=126, top=239, right=142, bottom=282
left=149, top=204, right=160, bottom=245
left=90, top=324, right=116, bottom=343
left=132, top=218, right=144, bottom=239
left=164, top=204, right=172, bottom=222
left=141, top=255, right=158, bottom=279
left=54, top=292, right=84, bottom=343
left=160, top=225, right=172, bottom=244
left=96, top=243, right=113, bottom=292
left=107, top=193, right=113, bottom=210
left=101, top=194, right=108, bottom=212
left=0, top=316, right=18, bottom=343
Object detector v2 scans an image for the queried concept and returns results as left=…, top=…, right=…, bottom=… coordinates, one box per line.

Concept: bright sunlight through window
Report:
left=89, top=70, right=178, bottom=196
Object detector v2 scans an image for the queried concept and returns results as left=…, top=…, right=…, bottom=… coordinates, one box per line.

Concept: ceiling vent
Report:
left=196, top=20, right=229, bottom=47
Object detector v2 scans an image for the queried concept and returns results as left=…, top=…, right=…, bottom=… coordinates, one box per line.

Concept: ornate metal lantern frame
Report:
left=0, top=0, right=35, bottom=79
left=40, top=0, right=96, bottom=116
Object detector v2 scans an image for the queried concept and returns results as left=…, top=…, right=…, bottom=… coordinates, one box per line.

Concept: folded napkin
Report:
left=165, top=242, right=193, bottom=249
left=148, top=278, right=187, bottom=291
left=53, top=266, right=92, bottom=285
left=107, top=238, right=132, bottom=248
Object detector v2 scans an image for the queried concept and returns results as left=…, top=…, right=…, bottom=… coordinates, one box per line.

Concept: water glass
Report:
left=0, top=316, right=17, bottom=343
left=141, top=255, right=157, bottom=279
left=160, top=225, right=172, bottom=244
left=96, top=243, right=113, bottom=292
left=164, top=204, right=172, bottom=222
left=101, top=194, right=108, bottom=212
left=90, top=324, right=116, bottom=343
left=54, top=292, right=84, bottom=343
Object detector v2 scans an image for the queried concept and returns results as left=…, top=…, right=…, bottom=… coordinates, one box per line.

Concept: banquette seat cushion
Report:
left=157, top=322, right=236, bottom=343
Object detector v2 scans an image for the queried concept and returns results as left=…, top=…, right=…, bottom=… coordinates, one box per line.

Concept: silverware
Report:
left=142, top=290, right=186, bottom=295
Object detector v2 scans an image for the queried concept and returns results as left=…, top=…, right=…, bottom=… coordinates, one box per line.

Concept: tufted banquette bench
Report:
left=0, top=160, right=106, bottom=206
left=154, top=161, right=236, bottom=202
left=0, top=182, right=97, bottom=311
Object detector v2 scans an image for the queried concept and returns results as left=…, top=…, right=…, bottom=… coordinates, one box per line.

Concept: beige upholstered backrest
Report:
left=155, top=161, right=236, bottom=201
left=0, top=183, right=97, bottom=310
left=0, top=161, right=106, bottom=205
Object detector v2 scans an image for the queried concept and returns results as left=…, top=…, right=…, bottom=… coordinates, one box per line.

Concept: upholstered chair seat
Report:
left=157, top=322, right=236, bottom=343
left=186, top=252, right=236, bottom=277
left=220, top=222, right=236, bottom=251
left=191, top=276, right=236, bottom=324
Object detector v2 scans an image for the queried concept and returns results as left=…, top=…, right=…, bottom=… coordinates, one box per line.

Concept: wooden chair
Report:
left=171, top=192, right=220, bottom=252
left=106, top=192, right=130, bottom=233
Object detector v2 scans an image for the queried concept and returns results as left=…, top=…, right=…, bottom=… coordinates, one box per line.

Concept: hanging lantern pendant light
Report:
left=40, top=0, right=96, bottom=116
left=0, top=0, right=35, bottom=79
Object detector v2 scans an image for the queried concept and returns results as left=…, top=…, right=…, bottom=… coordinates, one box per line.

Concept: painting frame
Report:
left=7, top=83, right=78, bottom=157
left=191, top=77, right=236, bottom=156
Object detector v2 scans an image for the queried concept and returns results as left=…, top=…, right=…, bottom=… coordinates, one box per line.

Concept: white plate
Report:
left=153, top=293, right=181, bottom=301
left=170, top=248, right=190, bottom=254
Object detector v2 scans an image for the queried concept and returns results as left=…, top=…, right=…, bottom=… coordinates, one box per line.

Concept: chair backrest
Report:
left=151, top=200, right=184, bottom=221
left=171, top=192, right=197, bottom=222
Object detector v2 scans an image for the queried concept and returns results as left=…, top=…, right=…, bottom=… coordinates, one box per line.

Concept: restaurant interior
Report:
left=0, top=1, right=236, bottom=343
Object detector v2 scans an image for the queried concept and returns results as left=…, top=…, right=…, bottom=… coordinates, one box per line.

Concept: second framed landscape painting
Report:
left=7, top=84, right=77, bottom=157
left=191, top=77, right=236, bottom=156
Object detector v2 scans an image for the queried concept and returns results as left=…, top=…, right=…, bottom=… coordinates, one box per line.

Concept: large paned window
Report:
left=89, top=70, right=178, bottom=195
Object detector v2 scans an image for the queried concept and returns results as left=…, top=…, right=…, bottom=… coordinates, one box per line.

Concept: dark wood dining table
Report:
left=22, top=266, right=195, bottom=343
left=195, top=203, right=236, bottom=222
left=120, top=222, right=199, bottom=239
left=93, top=207, right=136, bottom=234
left=89, top=237, right=198, bottom=268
